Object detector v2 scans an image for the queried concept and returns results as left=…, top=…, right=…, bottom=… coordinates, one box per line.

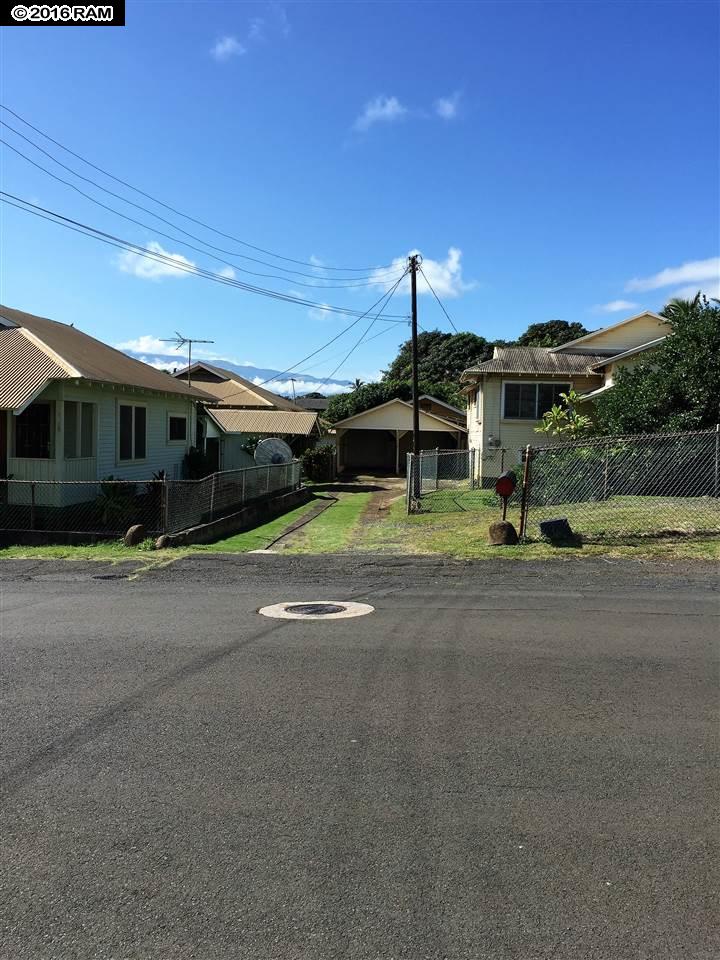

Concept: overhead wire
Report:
left=316, top=274, right=406, bottom=386
left=0, top=103, right=400, bottom=274
left=418, top=264, right=459, bottom=333
left=0, top=136, right=404, bottom=290
left=250, top=271, right=408, bottom=392
left=0, top=192, right=408, bottom=320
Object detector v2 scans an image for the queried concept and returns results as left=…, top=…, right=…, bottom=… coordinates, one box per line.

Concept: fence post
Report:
left=715, top=424, right=719, bottom=498
left=266, top=465, right=271, bottom=497
left=161, top=480, right=168, bottom=534
left=30, top=482, right=36, bottom=531
left=518, top=445, right=533, bottom=539
left=210, top=473, right=217, bottom=521
left=603, top=441, right=610, bottom=501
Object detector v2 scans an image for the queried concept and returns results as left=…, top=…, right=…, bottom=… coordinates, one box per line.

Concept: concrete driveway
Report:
left=1, top=554, right=718, bottom=959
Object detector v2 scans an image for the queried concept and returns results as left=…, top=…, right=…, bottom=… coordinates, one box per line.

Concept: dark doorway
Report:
left=206, top=437, right=220, bottom=473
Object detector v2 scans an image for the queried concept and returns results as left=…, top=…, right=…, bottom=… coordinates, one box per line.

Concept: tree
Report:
left=351, top=378, right=364, bottom=390
left=381, top=330, right=492, bottom=383
left=535, top=390, right=592, bottom=437
left=517, top=320, right=590, bottom=348
left=593, top=295, right=720, bottom=435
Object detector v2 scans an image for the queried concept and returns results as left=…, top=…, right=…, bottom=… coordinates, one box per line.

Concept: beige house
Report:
left=461, top=310, right=670, bottom=485
left=334, top=396, right=467, bottom=475
left=174, top=362, right=319, bottom=471
left=0, top=305, right=211, bottom=501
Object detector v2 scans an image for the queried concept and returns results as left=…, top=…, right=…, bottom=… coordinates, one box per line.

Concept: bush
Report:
left=301, top=444, right=336, bottom=482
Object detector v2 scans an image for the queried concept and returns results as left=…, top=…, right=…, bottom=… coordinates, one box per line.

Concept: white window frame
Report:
left=117, top=401, right=148, bottom=463
left=501, top=381, right=571, bottom=421
left=63, top=400, right=96, bottom=460
left=167, top=413, right=188, bottom=444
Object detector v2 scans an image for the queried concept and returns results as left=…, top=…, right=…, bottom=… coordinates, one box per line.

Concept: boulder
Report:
left=154, top=534, right=171, bottom=550
left=539, top=517, right=575, bottom=543
left=123, top=524, right=146, bottom=547
left=488, top=520, right=519, bottom=546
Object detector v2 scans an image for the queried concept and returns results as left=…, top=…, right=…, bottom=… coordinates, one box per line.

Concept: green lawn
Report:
left=282, top=491, right=372, bottom=554
left=352, top=495, right=720, bottom=562
left=2, top=487, right=718, bottom=564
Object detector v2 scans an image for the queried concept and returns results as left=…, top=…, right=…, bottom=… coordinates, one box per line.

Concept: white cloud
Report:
left=593, top=299, right=639, bottom=314
left=116, top=335, right=171, bottom=354
left=211, top=36, right=246, bottom=62
left=369, top=247, right=473, bottom=299
left=218, top=266, right=236, bottom=279
left=254, top=377, right=347, bottom=397
left=117, top=241, right=197, bottom=280
left=434, top=92, right=461, bottom=119
left=249, top=17, right=264, bottom=41
left=671, top=280, right=720, bottom=301
left=625, top=257, right=720, bottom=292
left=308, top=303, right=334, bottom=322
left=354, top=95, right=407, bottom=132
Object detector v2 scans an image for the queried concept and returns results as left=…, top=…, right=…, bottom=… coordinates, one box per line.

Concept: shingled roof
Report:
left=461, top=347, right=607, bottom=379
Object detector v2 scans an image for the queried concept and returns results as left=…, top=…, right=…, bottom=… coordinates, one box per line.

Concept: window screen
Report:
left=119, top=405, right=133, bottom=460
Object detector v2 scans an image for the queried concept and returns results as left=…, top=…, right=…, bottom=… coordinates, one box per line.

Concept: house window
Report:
left=503, top=382, right=570, bottom=420
left=64, top=402, right=95, bottom=459
left=14, top=403, right=52, bottom=458
left=118, top=404, right=147, bottom=461
left=168, top=414, right=187, bottom=443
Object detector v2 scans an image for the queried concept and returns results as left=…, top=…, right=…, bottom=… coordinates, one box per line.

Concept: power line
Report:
left=292, top=321, right=406, bottom=379
left=418, top=264, right=459, bottom=333
left=255, top=271, right=407, bottom=390
left=0, top=103, right=399, bottom=275
left=0, top=192, right=408, bottom=320
left=318, top=275, right=405, bottom=386
left=0, top=136, right=403, bottom=290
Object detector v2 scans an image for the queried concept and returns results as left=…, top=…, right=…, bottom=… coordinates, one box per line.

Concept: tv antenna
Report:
left=289, top=377, right=297, bottom=401
left=161, top=332, right=215, bottom=387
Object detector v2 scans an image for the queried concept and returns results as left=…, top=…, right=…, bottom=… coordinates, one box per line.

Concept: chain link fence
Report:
left=406, top=449, right=521, bottom=514
left=524, top=429, right=720, bottom=542
left=0, top=461, right=302, bottom=540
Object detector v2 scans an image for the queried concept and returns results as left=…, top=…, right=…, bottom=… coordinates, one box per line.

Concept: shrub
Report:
left=301, top=444, right=336, bottom=482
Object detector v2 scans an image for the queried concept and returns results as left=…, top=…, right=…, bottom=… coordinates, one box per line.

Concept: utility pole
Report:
left=408, top=253, right=422, bottom=455
left=289, top=378, right=297, bottom=402
left=161, top=332, right=215, bottom=388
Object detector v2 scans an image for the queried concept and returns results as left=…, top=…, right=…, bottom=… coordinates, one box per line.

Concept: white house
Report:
left=460, top=310, right=671, bottom=485
left=0, top=305, right=212, bottom=503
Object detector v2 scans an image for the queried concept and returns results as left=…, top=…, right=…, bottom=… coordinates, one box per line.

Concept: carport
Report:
left=333, top=398, right=467, bottom=475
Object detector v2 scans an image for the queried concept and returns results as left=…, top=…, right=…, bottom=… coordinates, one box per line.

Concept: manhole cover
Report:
left=286, top=603, right=347, bottom=616
left=258, top=600, right=374, bottom=620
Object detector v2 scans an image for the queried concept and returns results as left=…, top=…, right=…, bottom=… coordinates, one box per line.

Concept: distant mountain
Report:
left=122, top=350, right=353, bottom=397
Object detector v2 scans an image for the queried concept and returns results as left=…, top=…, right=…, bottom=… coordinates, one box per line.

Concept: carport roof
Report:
left=333, top=398, right=467, bottom=432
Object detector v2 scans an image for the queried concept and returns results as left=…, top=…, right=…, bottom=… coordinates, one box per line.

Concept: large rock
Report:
left=155, top=534, right=171, bottom=550
left=488, top=520, right=519, bottom=546
left=539, top=517, right=575, bottom=543
left=123, top=524, right=146, bottom=547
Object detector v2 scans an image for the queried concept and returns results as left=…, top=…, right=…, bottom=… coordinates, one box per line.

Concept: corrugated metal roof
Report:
left=0, top=305, right=212, bottom=399
left=176, top=362, right=303, bottom=410
left=207, top=408, right=319, bottom=436
left=0, top=327, right=71, bottom=411
left=462, top=347, right=607, bottom=378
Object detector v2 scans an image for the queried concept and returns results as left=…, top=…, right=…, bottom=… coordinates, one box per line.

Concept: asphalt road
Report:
left=1, top=554, right=718, bottom=960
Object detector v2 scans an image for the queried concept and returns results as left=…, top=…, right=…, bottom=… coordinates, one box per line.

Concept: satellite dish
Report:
left=254, top=437, right=293, bottom=466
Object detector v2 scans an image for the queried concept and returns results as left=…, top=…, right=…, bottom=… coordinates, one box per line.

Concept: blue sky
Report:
left=1, top=0, right=718, bottom=391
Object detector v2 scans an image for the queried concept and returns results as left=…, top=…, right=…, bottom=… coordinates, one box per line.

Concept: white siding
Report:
left=38, top=381, right=198, bottom=481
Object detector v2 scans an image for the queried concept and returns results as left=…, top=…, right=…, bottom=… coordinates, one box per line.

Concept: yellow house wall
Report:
left=466, top=373, right=601, bottom=483
left=564, top=314, right=670, bottom=353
